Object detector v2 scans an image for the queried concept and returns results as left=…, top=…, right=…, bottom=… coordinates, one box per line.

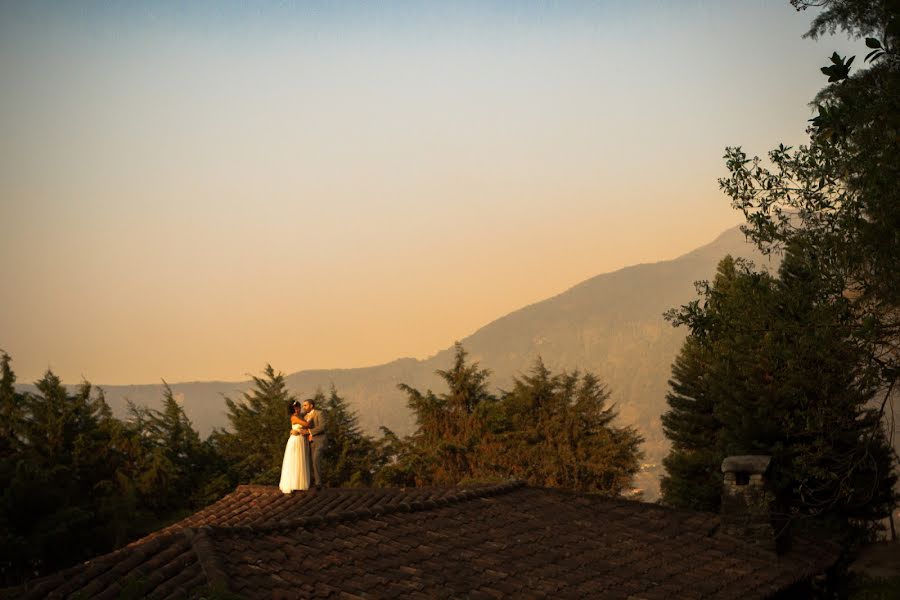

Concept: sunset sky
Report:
left=0, top=1, right=864, bottom=385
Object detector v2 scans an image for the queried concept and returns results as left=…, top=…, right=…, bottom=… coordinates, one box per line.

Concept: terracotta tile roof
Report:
left=136, top=483, right=478, bottom=542
left=4, top=482, right=839, bottom=600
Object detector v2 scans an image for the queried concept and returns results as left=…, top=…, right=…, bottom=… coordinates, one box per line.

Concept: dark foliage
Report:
left=662, top=251, right=896, bottom=538
left=214, top=364, right=296, bottom=486
left=318, top=386, right=380, bottom=487
left=663, top=0, right=900, bottom=542
left=379, top=343, right=643, bottom=496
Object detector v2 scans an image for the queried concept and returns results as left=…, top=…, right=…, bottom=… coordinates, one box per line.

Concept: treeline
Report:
left=0, top=360, right=228, bottom=587
left=0, top=345, right=641, bottom=586
left=660, top=0, right=900, bottom=544
left=378, top=344, right=643, bottom=492
left=661, top=251, right=897, bottom=539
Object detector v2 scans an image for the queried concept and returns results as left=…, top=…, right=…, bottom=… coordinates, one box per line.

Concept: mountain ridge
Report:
left=16, top=225, right=769, bottom=498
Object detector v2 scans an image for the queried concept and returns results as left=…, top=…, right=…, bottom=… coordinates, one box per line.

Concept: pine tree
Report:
left=661, top=257, right=775, bottom=509
left=319, top=386, right=378, bottom=487
left=766, top=240, right=896, bottom=528
left=722, top=1, right=900, bottom=501
left=385, top=344, right=643, bottom=495
left=125, top=383, right=211, bottom=513
left=1, top=371, right=132, bottom=583
left=394, top=343, right=497, bottom=485
left=659, top=337, right=721, bottom=511
left=214, top=365, right=297, bottom=485
left=372, top=426, right=416, bottom=487
left=0, top=351, right=23, bottom=459
left=662, top=251, right=897, bottom=536
left=0, top=351, right=26, bottom=584
left=89, top=388, right=151, bottom=549
left=0, top=359, right=230, bottom=586
left=491, top=359, right=643, bottom=495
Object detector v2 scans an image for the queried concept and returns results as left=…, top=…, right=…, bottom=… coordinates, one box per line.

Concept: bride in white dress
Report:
left=279, top=400, right=311, bottom=493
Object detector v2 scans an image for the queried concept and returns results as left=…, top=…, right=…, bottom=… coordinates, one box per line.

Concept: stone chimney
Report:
left=720, top=455, right=788, bottom=555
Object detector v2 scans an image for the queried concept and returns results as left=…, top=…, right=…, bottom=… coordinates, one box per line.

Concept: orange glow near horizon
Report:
left=0, top=2, right=865, bottom=384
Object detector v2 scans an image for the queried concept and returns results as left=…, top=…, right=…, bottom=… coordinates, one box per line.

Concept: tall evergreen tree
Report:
left=1, top=371, right=127, bottom=583
left=89, top=389, right=151, bottom=549
left=722, top=0, right=900, bottom=450
left=0, top=359, right=228, bottom=587
left=490, top=359, right=643, bottom=495
left=0, top=351, right=26, bottom=584
left=319, top=386, right=379, bottom=487
left=372, top=426, right=416, bottom=487
left=700, top=0, right=900, bottom=536
left=662, top=252, right=896, bottom=536
left=659, top=337, right=721, bottom=511
left=765, top=240, right=896, bottom=525
left=0, top=351, right=23, bottom=459
left=214, top=364, right=297, bottom=485
left=126, top=383, right=213, bottom=513
left=662, top=257, right=778, bottom=512
left=393, top=343, right=497, bottom=486
left=384, top=344, right=643, bottom=495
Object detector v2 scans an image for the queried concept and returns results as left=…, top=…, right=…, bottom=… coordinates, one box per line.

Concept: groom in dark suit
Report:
left=301, top=399, right=327, bottom=489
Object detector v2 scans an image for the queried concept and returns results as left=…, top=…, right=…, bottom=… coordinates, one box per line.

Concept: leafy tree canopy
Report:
left=724, top=0, right=900, bottom=392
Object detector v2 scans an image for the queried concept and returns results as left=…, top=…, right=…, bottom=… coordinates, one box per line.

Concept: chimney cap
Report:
left=721, top=455, right=771, bottom=474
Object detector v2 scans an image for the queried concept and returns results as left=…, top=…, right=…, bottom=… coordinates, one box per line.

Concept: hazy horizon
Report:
left=0, top=1, right=865, bottom=385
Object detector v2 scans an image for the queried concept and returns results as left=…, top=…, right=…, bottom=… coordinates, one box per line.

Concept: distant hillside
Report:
left=18, top=226, right=772, bottom=499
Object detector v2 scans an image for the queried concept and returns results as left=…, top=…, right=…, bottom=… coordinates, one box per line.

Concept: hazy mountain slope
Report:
left=18, top=226, right=769, bottom=498
left=417, top=226, right=771, bottom=495
left=299, top=225, right=770, bottom=452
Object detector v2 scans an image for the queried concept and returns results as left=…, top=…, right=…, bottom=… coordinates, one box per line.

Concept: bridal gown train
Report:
left=279, top=423, right=311, bottom=493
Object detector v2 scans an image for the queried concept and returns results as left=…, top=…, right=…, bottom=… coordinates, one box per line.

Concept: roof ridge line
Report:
left=203, top=480, right=525, bottom=537
left=182, top=527, right=232, bottom=594
left=234, top=484, right=282, bottom=493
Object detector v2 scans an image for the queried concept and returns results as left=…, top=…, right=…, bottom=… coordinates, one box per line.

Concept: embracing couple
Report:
left=279, top=398, right=327, bottom=493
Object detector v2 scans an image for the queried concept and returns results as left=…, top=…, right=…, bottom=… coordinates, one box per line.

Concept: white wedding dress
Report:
left=279, top=423, right=311, bottom=493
